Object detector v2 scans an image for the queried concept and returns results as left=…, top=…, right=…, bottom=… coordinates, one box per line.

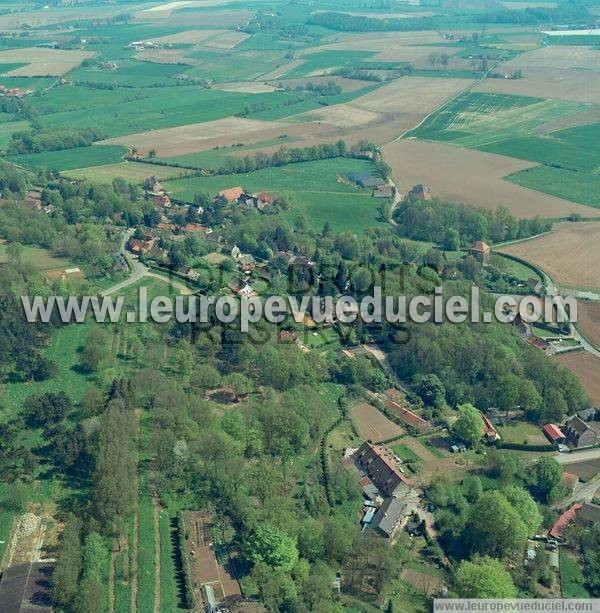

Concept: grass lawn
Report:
left=137, top=496, right=156, bottom=613
left=62, top=161, right=194, bottom=184
left=0, top=510, right=14, bottom=562
left=163, top=158, right=387, bottom=233
left=7, top=145, right=128, bottom=172
left=302, top=326, right=341, bottom=350
left=495, top=253, right=542, bottom=282
left=0, top=243, right=75, bottom=271
left=0, top=319, right=95, bottom=415
left=0, top=119, right=30, bottom=150
left=560, top=550, right=590, bottom=598
left=498, top=421, right=543, bottom=444
left=392, top=444, right=420, bottom=463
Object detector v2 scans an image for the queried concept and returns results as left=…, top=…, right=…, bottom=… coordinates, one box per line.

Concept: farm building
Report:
left=563, top=415, right=599, bottom=448
left=468, top=240, right=491, bottom=262
left=129, top=237, right=156, bottom=255
left=408, top=184, right=432, bottom=201
left=0, top=562, right=53, bottom=612
left=542, top=423, right=566, bottom=444
left=151, top=193, right=171, bottom=208
left=373, top=185, right=394, bottom=198
left=549, top=502, right=600, bottom=538
left=383, top=396, right=432, bottom=433
left=347, top=171, right=386, bottom=189
left=371, top=497, right=409, bottom=539
left=354, top=441, right=411, bottom=497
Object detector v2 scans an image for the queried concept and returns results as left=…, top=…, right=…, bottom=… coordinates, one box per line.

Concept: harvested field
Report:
left=351, top=402, right=405, bottom=442
left=146, top=29, right=225, bottom=44
left=212, top=81, right=277, bottom=94
left=134, top=48, right=196, bottom=65
left=299, top=103, right=379, bottom=128
left=200, top=30, right=249, bottom=49
left=475, top=67, right=600, bottom=103
left=383, top=140, right=598, bottom=218
left=536, top=107, right=600, bottom=133
left=99, top=116, right=327, bottom=157
left=577, top=301, right=600, bottom=350
left=304, top=31, right=446, bottom=53
left=63, top=161, right=194, bottom=184
left=150, top=9, right=253, bottom=27
left=499, top=222, right=600, bottom=290
left=351, top=76, right=473, bottom=115
left=474, top=46, right=600, bottom=103
left=553, top=352, right=600, bottom=406
left=0, top=47, right=94, bottom=76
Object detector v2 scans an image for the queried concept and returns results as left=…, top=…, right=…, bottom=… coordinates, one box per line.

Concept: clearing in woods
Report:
left=350, top=403, right=405, bottom=442
left=498, top=222, right=600, bottom=290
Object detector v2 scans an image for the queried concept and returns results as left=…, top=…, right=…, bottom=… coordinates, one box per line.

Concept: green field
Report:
left=30, top=85, right=300, bottom=138
left=0, top=119, right=30, bottom=150
left=0, top=243, right=75, bottom=271
left=7, top=145, right=128, bottom=171
left=163, top=157, right=388, bottom=233
left=63, top=161, right=194, bottom=184
left=508, top=165, right=600, bottom=209
left=281, top=50, right=377, bottom=78
left=560, top=550, right=590, bottom=598
left=184, top=49, right=288, bottom=82
left=67, top=60, right=186, bottom=88
left=408, top=92, right=584, bottom=147
left=391, top=444, right=420, bottom=463
left=137, top=496, right=156, bottom=613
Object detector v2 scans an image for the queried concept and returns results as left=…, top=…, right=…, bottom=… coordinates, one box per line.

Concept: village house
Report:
left=218, top=186, right=244, bottom=203
left=354, top=441, right=411, bottom=497
left=468, top=240, right=491, bottom=262
left=550, top=502, right=600, bottom=539
left=563, top=415, right=599, bottom=448
left=274, top=251, right=316, bottom=270
left=481, top=412, right=501, bottom=443
left=371, top=496, right=409, bottom=539
left=128, top=237, right=156, bottom=255
left=408, top=184, right=432, bottom=201
left=228, top=278, right=257, bottom=298
left=237, top=253, right=256, bottom=273
left=151, top=193, right=171, bottom=208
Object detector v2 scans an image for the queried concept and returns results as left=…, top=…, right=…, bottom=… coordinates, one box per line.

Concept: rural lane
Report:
left=100, top=230, right=193, bottom=297
left=555, top=448, right=600, bottom=466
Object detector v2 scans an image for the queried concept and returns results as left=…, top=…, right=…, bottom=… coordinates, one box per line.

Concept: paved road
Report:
left=555, top=473, right=600, bottom=509
left=555, top=447, right=600, bottom=465
left=100, top=230, right=194, bottom=297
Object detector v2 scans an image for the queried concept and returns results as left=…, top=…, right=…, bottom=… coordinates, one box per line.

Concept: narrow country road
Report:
left=100, top=230, right=194, bottom=297
left=554, top=447, right=600, bottom=465
left=554, top=474, right=600, bottom=510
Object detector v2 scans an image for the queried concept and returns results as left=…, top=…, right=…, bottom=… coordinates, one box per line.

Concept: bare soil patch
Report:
left=401, top=568, right=444, bottom=596
left=536, top=107, right=600, bottom=134
left=351, top=402, right=405, bottom=442
left=147, top=29, right=226, bottom=44
left=299, top=103, right=379, bottom=128
left=0, top=47, right=94, bottom=76
left=200, top=30, right=249, bottom=49
left=474, top=46, right=600, bottom=103
left=499, top=222, right=600, bottom=290
left=578, top=301, right=600, bottom=350
left=383, top=140, right=600, bottom=218
left=99, top=117, right=326, bottom=157
left=553, top=352, right=600, bottom=406
left=351, top=76, right=472, bottom=115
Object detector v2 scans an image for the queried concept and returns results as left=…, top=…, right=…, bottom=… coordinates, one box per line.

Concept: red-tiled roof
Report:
left=385, top=399, right=431, bottom=432
left=543, top=423, right=565, bottom=441
left=549, top=503, right=583, bottom=538
left=219, top=186, right=244, bottom=202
